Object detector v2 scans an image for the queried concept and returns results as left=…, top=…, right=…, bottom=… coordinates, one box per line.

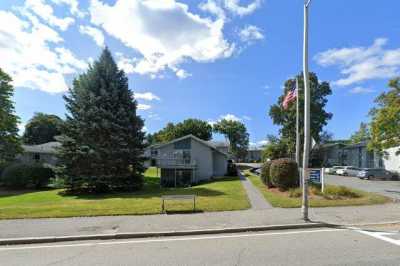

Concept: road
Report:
left=325, top=174, right=400, bottom=200
left=1, top=226, right=400, bottom=265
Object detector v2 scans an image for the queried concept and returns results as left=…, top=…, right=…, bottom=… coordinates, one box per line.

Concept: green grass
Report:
left=0, top=168, right=250, bottom=219
left=246, top=171, right=390, bottom=208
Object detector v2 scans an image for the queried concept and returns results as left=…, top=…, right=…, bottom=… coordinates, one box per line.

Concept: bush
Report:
left=226, top=160, right=238, bottom=176
left=1, top=163, right=32, bottom=189
left=261, top=161, right=272, bottom=188
left=288, top=187, right=302, bottom=198
left=323, top=185, right=361, bottom=199
left=29, top=164, right=54, bottom=189
left=270, top=158, right=299, bottom=191
left=0, top=163, right=54, bottom=189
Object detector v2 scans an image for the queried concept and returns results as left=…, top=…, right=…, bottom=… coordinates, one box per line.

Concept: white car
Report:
left=336, top=166, right=362, bottom=177
left=325, top=166, right=345, bottom=175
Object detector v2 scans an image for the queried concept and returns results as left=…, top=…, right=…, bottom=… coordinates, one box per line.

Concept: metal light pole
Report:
left=295, top=77, right=300, bottom=166
left=302, top=0, right=312, bottom=221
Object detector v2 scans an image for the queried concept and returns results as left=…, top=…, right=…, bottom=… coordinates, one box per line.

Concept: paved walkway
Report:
left=0, top=204, right=399, bottom=240
left=238, top=171, right=272, bottom=209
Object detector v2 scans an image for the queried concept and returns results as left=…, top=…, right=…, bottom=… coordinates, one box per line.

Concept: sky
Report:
left=1, top=0, right=399, bottom=147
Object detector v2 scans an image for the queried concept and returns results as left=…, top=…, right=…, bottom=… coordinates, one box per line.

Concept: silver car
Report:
left=336, top=166, right=362, bottom=176
left=357, top=168, right=399, bottom=180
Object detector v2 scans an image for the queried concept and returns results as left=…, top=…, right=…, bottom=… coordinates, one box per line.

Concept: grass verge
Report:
left=245, top=171, right=390, bottom=208
left=0, top=168, right=250, bottom=219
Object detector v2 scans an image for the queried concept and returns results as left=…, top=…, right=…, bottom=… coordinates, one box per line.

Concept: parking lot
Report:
left=325, top=174, right=400, bottom=201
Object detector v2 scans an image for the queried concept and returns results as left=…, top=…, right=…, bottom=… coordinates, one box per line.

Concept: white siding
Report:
left=191, top=139, right=213, bottom=182
left=383, top=146, right=400, bottom=173
left=213, top=151, right=227, bottom=176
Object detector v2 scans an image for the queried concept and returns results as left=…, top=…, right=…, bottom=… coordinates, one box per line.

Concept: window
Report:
left=33, top=153, right=40, bottom=162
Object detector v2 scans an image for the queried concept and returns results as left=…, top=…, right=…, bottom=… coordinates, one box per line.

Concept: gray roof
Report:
left=155, top=135, right=228, bottom=156
left=22, top=142, right=61, bottom=154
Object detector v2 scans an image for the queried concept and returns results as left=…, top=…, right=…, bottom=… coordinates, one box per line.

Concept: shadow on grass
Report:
left=164, top=210, right=204, bottom=215
left=57, top=176, right=240, bottom=200
left=0, top=187, right=54, bottom=198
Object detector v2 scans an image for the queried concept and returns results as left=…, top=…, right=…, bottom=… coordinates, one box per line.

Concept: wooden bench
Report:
left=161, top=194, right=196, bottom=213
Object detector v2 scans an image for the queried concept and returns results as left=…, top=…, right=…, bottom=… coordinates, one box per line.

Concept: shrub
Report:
left=288, top=187, right=302, bottom=198
left=0, top=163, right=54, bottom=189
left=260, top=161, right=272, bottom=188
left=270, top=158, right=299, bottom=191
left=323, top=185, right=361, bottom=199
left=29, top=164, right=54, bottom=189
left=1, top=163, right=32, bottom=189
left=226, top=160, right=238, bottom=176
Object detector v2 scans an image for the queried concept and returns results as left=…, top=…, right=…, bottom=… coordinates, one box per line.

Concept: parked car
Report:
left=325, top=166, right=345, bottom=175
left=336, top=166, right=362, bottom=176
left=358, top=168, right=399, bottom=180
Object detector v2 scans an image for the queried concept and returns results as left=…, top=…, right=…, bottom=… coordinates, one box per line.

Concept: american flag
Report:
left=282, top=84, right=297, bottom=110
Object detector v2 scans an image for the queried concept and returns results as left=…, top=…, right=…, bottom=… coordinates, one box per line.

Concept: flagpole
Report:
left=295, top=77, right=300, bottom=166
left=302, top=0, right=311, bottom=221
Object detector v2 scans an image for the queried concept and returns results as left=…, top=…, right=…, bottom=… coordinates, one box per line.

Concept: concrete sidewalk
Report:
left=0, top=203, right=399, bottom=243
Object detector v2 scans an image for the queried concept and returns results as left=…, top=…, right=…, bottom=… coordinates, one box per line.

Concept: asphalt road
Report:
left=1, top=226, right=400, bottom=266
left=325, top=174, right=400, bottom=200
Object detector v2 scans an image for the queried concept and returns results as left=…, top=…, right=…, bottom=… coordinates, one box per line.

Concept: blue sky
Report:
left=1, top=0, right=399, bottom=146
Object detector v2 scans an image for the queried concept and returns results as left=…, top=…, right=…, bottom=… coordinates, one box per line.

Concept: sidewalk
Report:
left=239, top=172, right=272, bottom=210
left=1, top=203, right=399, bottom=241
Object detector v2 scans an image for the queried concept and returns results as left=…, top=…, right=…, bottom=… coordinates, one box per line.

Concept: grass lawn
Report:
left=245, top=171, right=390, bottom=208
left=0, top=168, right=250, bottom=219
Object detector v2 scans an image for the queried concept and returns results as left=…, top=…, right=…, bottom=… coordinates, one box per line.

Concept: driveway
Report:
left=325, top=174, right=400, bottom=201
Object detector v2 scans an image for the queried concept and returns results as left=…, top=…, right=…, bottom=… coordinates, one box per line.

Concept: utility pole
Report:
left=302, top=0, right=311, bottom=221
left=295, top=77, right=300, bottom=166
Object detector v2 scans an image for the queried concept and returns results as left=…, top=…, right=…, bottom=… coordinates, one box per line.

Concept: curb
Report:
left=0, top=222, right=328, bottom=246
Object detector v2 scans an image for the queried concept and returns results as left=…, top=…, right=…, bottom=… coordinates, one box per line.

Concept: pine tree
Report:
left=0, top=68, right=22, bottom=168
left=59, top=48, right=145, bottom=193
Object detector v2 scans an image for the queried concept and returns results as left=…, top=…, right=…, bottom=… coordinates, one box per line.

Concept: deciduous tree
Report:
left=213, top=119, right=249, bottom=160
left=369, top=78, right=400, bottom=154
left=23, top=113, right=63, bottom=144
left=269, top=72, right=333, bottom=155
left=0, top=68, right=22, bottom=168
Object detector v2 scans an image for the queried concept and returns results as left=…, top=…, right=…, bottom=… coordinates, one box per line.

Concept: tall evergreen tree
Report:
left=0, top=68, right=22, bottom=168
left=59, top=48, right=145, bottom=192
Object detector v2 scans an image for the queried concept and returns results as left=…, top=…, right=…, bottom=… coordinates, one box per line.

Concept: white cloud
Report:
left=239, top=25, right=264, bottom=43
left=224, top=0, right=262, bottom=16
left=242, top=115, right=252, bottom=121
left=79, top=25, right=105, bottom=47
left=0, top=10, right=86, bottom=93
left=220, top=113, right=242, bottom=121
left=315, top=38, right=400, bottom=86
left=250, top=139, right=268, bottom=148
left=24, top=0, right=75, bottom=31
left=199, top=0, right=226, bottom=19
left=89, top=0, right=234, bottom=78
left=175, top=69, right=192, bottom=79
left=51, top=0, right=86, bottom=18
left=135, top=92, right=160, bottom=101
left=137, top=103, right=151, bottom=110
left=349, top=86, right=376, bottom=94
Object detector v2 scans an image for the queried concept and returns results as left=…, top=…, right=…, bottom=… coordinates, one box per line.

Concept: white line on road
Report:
left=0, top=228, right=344, bottom=252
left=349, top=227, right=400, bottom=247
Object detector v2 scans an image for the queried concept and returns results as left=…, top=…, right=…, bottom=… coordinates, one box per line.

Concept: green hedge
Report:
left=270, top=158, right=299, bottom=191
left=1, top=163, right=54, bottom=189
left=261, top=161, right=273, bottom=188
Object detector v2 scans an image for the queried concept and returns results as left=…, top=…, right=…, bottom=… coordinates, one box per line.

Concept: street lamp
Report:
left=302, top=0, right=312, bottom=221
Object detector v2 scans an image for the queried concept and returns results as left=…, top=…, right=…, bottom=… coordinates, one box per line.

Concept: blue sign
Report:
left=309, top=169, right=321, bottom=183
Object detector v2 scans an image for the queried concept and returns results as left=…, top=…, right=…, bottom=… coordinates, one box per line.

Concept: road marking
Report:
left=0, top=228, right=344, bottom=252
left=350, top=227, right=400, bottom=247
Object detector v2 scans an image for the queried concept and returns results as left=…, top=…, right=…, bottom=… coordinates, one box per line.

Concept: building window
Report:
left=33, top=153, right=40, bottom=162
